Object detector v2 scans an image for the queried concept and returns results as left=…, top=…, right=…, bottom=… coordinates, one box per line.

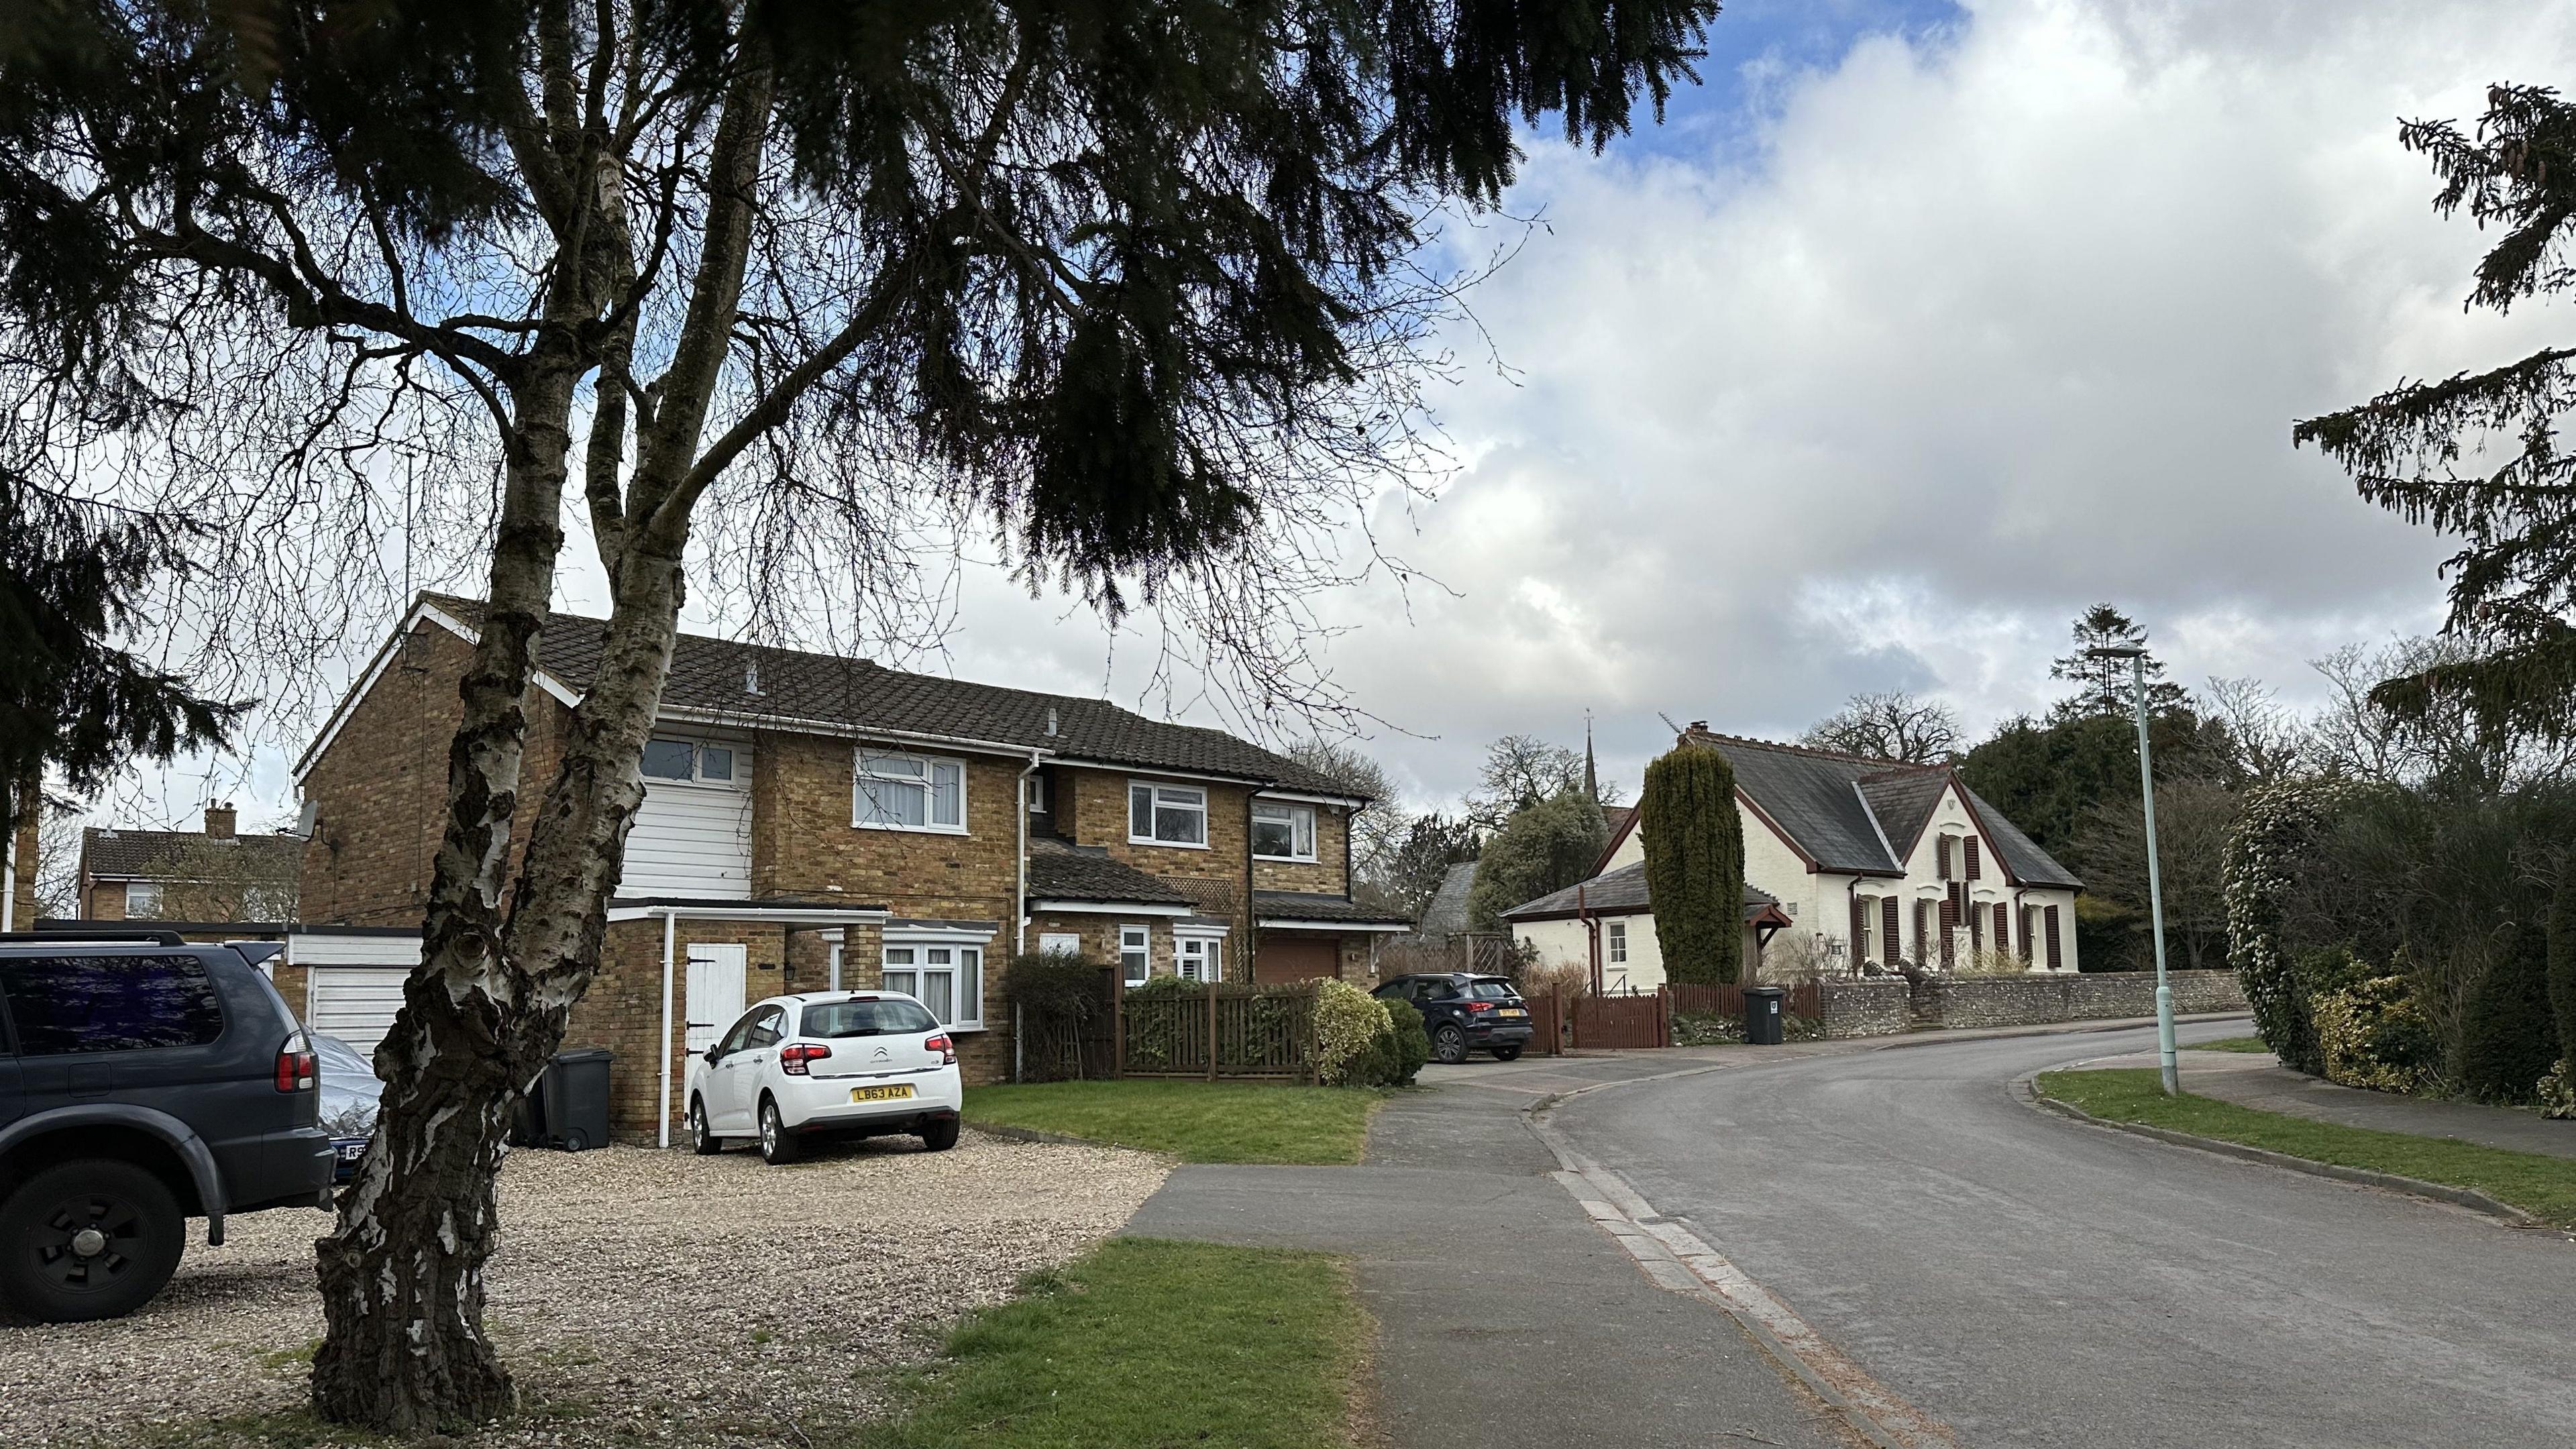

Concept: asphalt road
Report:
left=1551, top=1022, right=2576, bottom=1449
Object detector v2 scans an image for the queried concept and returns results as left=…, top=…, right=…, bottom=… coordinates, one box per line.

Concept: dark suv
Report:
left=1373, top=973, right=1534, bottom=1063
left=0, top=931, right=335, bottom=1322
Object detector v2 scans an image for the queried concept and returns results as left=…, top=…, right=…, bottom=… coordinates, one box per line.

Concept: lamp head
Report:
left=2084, top=646, right=2148, bottom=661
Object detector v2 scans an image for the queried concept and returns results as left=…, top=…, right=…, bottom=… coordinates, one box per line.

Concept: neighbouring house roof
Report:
left=312, top=594, right=1358, bottom=798
left=1025, top=838, right=1197, bottom=906
left=79, top=827, right=304, bottom=886
left=1500, top=861, right=1784, bottom=923
left=1590, top=806, right=1637, bottom=875
left=1415, top=861, right=1479, bottom=936
left=1253, top=890, right=1412, bottom=926
left=1681, top=731, right=2082, bottom=890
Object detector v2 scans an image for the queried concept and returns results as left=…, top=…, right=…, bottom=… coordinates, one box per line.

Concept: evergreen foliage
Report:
left=1464, top=788, right=1606, bottom=930
left=2048, top=604, right=2188, bottom=722
left=2459, top=921, right=2562, bottom=1102
left=2294, top=84, right=2576, bottom=749
left=1961, top=710, right=2233, bottom=855
left=2550, top=868, right=2576, bottom=1062
left=1640, top=744, right=1743, bottom=985
left=2223, top=778, right=2351, bottom=1074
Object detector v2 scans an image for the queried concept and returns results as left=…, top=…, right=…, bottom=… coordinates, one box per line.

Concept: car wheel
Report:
left=0, top=1160, right=187, bottom=1324
left=1432, top=1024, right=1469, bottom=1065
left=1492, top=1045, right=1523, bottom=1062
left=920, top=1118, right=960, bottom=1152
left=688, top=1097, right=721, bottom=1155
left=757, top=1098, right=800, bottom=1165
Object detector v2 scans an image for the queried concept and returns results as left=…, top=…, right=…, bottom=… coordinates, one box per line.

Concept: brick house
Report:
left=292, top=594, right=1407, bottom=1142
left=75, top=804, right=303, bottom=924
left=1506, top=728, right=2082, bottom=986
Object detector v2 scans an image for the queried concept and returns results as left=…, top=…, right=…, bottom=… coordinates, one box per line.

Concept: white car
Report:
left=685, top=991, right=963, bottom=1164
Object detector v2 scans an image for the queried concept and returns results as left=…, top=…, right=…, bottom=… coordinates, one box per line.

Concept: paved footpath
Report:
left=1124, top=1015, right=2253, bottom=1449
left=2084, top=1045, right=2576, bottom=1159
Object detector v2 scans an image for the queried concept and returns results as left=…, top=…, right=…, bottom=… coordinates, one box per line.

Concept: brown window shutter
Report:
left=1995, top=903, right=2010, bottom=954
left=1880, top=895, right=1900, bottom=966
left=1849, top=894, right=1867, bottom=961
left=2045, top=904, right=2062, bottom=970
left=1912, top=899, right=1927, bottom=961
left=1937, top=898, right=1956, bottom=968
left=1937, top=837, right=1951, bottom=879
left=1970, top=896, right=1984, bottom=953
left=1965, top=837, right=1981, bottom=881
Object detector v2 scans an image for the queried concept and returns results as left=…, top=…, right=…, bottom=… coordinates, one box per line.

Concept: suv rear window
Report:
left=0, top=953, right=225, bottom=1054
left=801, top=998, right=938, bottom=1038
left=1464, top=979, right=1521, bottom=1000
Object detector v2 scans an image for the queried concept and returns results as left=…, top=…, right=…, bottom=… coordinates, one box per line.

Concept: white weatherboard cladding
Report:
left=623, top=734, right=754, bottom=898
left=288, top=930, right=422, bottom=1055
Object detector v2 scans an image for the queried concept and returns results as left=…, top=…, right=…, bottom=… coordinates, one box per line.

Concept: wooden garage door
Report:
left=309, top=967, right=409, bottom=1053
left=1253, top=934, right=1339, bottom=985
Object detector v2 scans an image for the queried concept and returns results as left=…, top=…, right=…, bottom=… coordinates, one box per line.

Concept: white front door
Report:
left=684, top=943, right=748, bottom=1055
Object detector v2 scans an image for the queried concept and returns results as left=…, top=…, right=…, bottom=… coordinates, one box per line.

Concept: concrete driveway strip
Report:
left=1550, top=1021, right=2576, bottom=1449
left=1124, top=1077, right=1854, bottom=1449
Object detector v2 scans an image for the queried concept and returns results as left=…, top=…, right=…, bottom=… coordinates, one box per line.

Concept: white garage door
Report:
left=308, top=967, right=410, bottom=1054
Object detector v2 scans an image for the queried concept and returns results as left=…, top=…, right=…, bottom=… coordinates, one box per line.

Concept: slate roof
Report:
left=415, top=595, right=1355, bottom=796
left=80, top=828, right=305, bottom=883
left=1415, top=860, right=1480, bottom=936
left=1682, top=731, right=2081, bottom=890
left=1253, top=890, right=1411, bottom=925
left=1500, top=861, right=1782, bottom=921
left=1024, top=838, right=1196, bottom=906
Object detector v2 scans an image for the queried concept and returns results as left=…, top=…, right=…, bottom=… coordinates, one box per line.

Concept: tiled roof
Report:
left=1501, top=861, right=1781, bottom=920
left=1415, top=861, right=1480, bottom=935
left=1024, top=838, right=1196, bottom=906
left=1856, top=769, right=1949, bottom=861
left=420, top=595, right=1355, bottom=796
left=1253, top=890, right=1411, bottom=925
left=80, top=828, right=304, bottom=883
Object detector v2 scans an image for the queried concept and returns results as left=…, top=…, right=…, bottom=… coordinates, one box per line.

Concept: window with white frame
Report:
left=1251, top=800, right=1318, bottom=861
left=881, top=941, right=983, bottom=1028
left=125, top=881, right=164, bottom=918
left=1039, top=931, right=1082, bottom=958
left=1118, top=924, right=1151, bottom=985
left=1177, top=934, right=1226, bottom=983
left=1128, top=781, right=1208, bottom=847
left=1025, top=773, right=1050, bottom=812
left=640, top=736, right=738, bottom=785
left=1607, top=920, right=1628, bottom=963
left=854, top=750, right=965, bottom=832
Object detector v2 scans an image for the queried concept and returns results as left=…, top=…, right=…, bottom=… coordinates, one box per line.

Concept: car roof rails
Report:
left=0, top=928, right=189, bottom=947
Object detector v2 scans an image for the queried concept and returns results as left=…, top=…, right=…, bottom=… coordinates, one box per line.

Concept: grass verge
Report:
left=849, top=1238, right=1367, bottom=1449
left=963, top=1080, right=1389, bottom=1164
left=2037, top=1068, right=2576, bottom=1228
left=2190, top=1036, right=2273, bottom=1054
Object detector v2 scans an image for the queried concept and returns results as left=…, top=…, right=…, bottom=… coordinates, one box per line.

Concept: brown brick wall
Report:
left=1062, top=767, right=1252, bottom=934
left=85, top=879, right=127, bottom=919
left=8, top=782, right=38, bottom=928
left=751, top=733, right=1022, bottom=924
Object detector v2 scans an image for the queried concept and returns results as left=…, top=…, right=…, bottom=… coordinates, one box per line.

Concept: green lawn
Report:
left=2190, top=1036, right=2274, bottom=1053
left=2037, top=1067, right=2576, bottom=1228
left=850, top=1238, right=1366, bottom=1449
left=963, top=1079, right=1389, bottom=1164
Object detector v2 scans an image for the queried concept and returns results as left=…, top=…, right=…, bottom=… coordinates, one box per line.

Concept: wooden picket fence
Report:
left=1117, top=981, right=1320, bottom=1081
left=1668, top=981, right=1821, bottom=1022
left=1509, top=981, right=1821, bottom=1055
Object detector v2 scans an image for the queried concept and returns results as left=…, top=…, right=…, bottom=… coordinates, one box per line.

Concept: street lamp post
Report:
left=2088, top=645, right=2179, bottom=1095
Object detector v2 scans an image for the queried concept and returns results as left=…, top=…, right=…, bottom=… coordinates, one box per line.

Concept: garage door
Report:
left=309, top=968, right=409, bottom=1054
left=1253, top=934, right=1339, bottom=985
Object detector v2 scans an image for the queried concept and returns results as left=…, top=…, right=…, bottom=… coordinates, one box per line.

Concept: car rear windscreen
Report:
left=1464, top=979, right=1521, bottom=1000
left=801, top=998, right=938, bottom=1038
left=0, top=954, right=225, bottom=1053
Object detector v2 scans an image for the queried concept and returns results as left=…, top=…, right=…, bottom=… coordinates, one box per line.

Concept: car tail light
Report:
left=780, top=1042, right=832, bottom=1075
left=924, top=1033, right=956, bottom=1065
left=275, top=1032, right=317, bottom=1093
left=1465, top=1001, right=1495, bottom=1014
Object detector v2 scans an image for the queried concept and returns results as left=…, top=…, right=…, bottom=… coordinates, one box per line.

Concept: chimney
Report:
left=1044, top=707, right=1058, bottom=737
left=205, top=802, right=237, bottom=839
left=1688, top=720, right=1709, bottom=733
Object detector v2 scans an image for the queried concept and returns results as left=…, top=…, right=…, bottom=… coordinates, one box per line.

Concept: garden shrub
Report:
left=2550, top=869, right=2576, bottom=1064
left=2312, top=975, right=2439, bottom=1094
left=2224, top=778, right=2349, bottom=1075
left=2538, top=1059, right=2576, bottom=1120
left=1381, top=999, right=1431, bottom=1084
left=2459, top=922, right=2562, bottom=1102
left=1313, top=978, right=1391, bottom=1085
left=1003, top=951, right=1111, bottom=1081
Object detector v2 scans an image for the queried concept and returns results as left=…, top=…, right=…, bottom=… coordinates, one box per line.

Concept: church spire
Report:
left=1584, top=710, right=1599, bottom=804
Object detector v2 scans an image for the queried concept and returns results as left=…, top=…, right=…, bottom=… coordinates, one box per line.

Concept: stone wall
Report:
left=1818, top=978, right=1909, bottom=1038
left=1819, top=969, right=2247, bottom=1038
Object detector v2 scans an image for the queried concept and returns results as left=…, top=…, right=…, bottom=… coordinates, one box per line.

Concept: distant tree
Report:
left=2047, top=604, right=2187, bottom=724
left=2200, top=676, right=2304, bottom=785
left=1959, top=710, right=2229, bottom=857
left=2308, top=639, right=2575, bottom=797
left=1364, top=811, right=1481, bottom=919
left=2065, top=777, right=2241, bottom=970
left=1465, top=790, right=1606, bottom=931
left=1466, top=734, right=1593, bottom=828
left=1801, top=690, right=1962, bottom=763
left=1639, top=745, right=1743, bottom=983
left=1, top=479, right=241, bottom=843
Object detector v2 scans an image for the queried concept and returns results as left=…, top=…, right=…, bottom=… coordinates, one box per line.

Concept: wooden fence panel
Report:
left=1570, top=989, right=1670, bottom=1049
left=1119, top=983, right=1318, bottom=1079
left=1668, top=981, right=1821, bottom=1022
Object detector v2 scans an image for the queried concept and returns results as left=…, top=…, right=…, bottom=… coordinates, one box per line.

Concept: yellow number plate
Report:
left=1499, top=1009, right=1527, bottom=1018
left=850, top=1084, right=917, bottom=1104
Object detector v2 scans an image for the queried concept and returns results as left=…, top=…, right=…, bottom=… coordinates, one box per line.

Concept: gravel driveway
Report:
left=0, top=1133, right=1167, bottom=1447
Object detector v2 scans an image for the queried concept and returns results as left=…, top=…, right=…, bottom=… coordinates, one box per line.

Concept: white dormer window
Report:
left=641, top=737, right=737, bottom=786
left=1251, top=801, right=1317, bottom=861
left=855, top=750, right=966, bottom=833
left=1128, top=781, right=1208, bottom=847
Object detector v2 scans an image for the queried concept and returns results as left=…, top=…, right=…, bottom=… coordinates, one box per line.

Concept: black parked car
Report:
left=1373, top=973, right=1534, bottom=1063
left=0, top=931, right=336, bottom=1322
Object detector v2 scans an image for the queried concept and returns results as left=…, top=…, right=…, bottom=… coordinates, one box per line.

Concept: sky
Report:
left=82, top=0, right=2576, bottom=844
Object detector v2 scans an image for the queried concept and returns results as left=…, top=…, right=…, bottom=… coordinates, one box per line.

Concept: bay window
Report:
left=1251, top=800, right=1317, bottom=861
left=855, top=749, right=965, bottom=833
left=1128, top=781, right=1208, bottom=847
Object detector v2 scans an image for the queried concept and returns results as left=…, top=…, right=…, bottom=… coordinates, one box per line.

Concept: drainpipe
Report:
left=1016, top=750, right=1041, bottom=957
left=656, top=908, right=677, bottom=1149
